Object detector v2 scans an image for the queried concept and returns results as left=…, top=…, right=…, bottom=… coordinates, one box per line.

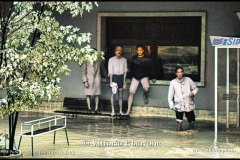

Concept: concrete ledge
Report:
left=131, top=106, right=238, bottom=125
left=21, top=102, right=239, bottom=125
left=21, top=101, right=63, bottom=113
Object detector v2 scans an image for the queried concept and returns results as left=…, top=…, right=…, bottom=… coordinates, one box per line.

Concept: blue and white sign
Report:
left=210, top=36, right=240, bottom=47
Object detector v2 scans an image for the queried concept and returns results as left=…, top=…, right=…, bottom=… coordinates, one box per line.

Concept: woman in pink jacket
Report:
left=82, top=51, right=106, bottom=114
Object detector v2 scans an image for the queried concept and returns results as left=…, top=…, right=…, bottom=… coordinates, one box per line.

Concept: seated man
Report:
left=126, top=45, right=156, bottom=115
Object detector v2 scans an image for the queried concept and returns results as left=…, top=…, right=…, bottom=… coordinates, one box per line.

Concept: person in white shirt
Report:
left=168, top=66, right=198, bottom=131
left=108, top=45, right=128, bottom=116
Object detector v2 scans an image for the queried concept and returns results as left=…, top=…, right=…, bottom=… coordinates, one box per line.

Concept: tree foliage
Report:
left=0, top=1, right=103, bottom=117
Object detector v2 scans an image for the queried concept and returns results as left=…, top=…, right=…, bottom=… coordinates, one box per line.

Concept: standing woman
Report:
left=168, top=66, right=198, bottom=131
left=82, top=50, right=105, bottom=114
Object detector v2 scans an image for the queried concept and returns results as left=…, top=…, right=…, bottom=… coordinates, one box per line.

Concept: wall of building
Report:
left=58, top=1, right=240, bottom=111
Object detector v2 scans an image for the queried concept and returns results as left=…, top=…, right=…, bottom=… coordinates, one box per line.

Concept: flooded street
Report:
left=0, top=111, right=240, bottom=158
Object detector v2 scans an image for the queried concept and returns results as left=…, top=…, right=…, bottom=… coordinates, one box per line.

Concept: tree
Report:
left=0, top=1, right=103, bottom=154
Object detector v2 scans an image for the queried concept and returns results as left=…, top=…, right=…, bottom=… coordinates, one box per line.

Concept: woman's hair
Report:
left=175, top=66, right=184, bottom=73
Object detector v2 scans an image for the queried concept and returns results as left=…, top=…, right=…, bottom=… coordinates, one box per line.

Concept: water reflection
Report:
left=1, top=112, right=240, bottom=158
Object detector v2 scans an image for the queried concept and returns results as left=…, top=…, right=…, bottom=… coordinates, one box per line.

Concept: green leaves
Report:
left=47, top=2, right=98, bottom=17
left=0, top=1, right=103, bottom=117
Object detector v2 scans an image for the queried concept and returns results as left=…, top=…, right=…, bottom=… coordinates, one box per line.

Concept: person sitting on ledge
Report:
left=125, top=45, right=156, bottom=115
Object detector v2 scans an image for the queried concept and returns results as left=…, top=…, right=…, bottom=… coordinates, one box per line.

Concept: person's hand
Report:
left=123, top=82, right=127, bottom=89
left=170, top=106, right=176, bottom=110
left=151, top=79, right=157, bottom=83
left=84, top=81, right=89, bottom=88
left=106, top=77, right=110, bottom=82
left=188, top=92, right=194, bottom=97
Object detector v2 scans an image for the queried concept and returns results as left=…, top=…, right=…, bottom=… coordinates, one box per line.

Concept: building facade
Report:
left=58, top=1, right=240, bottom=112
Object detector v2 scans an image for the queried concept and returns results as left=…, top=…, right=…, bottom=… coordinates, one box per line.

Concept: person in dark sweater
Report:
left=125, top=45, right=156, bottom=115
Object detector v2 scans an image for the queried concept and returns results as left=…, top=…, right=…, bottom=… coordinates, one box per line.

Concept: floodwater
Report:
left=0, top=111, right=240, bottom=158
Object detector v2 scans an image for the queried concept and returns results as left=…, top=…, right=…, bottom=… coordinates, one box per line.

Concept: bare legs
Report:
left=118, top=89, right=123, bottom=115
left=111, top=89, right=123, bottom=116
left=111, top=93, right=115, bottom=116
left=143, top=87, right=149, bottom=104
left=126, top=87, right=149, bottom=115
left=86, top=95, right=91, bottom=110
left=86, top=95, right=99, bottom=112
left=126, top=92, right=134, bottom=115
left=95, top=95, right=99, bottom=111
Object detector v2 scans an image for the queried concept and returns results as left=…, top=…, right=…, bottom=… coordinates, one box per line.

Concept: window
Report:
left=97, top=12, right=206, bottom=86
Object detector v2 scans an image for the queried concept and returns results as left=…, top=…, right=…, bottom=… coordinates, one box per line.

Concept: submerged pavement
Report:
left=0, top=111, right=240, bottom=158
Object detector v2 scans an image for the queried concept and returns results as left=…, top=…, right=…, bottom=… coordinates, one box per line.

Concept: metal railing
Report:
left=18, top=115, right=69, bottom=156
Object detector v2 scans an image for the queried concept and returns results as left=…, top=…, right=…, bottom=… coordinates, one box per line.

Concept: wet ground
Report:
left=0, top=111, right=240, bottom=158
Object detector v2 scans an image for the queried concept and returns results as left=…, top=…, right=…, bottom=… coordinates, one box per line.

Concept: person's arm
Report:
left=145, top=57, right=156, bottom=82
left=123, top=59, right=128, bottom=89
left=191, top=83, right=198, bottom=97
left=108, top=58, right=113, bottom=85
left=100, top=59, right=109, bottom=81
left=189, top=78, right=198, bottom=97
left=81, top=62, right=88, bottom=88
left=168, top=81, right=175, bottom=110
left=109, top=74, right=113, bottom=86
left=191, top=87, right=198, bottom=97
left=129, top=56, right=137, bottom=66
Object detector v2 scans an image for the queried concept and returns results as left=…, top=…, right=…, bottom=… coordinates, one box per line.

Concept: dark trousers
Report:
left=175, top=111, right=195, bottom=123
left=112, top=74, right=124, bottom=88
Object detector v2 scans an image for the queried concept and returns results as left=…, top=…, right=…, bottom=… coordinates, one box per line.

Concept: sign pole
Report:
left=237, top=48, right=240, bottom=127
left=226, top=48, right=230, bottom=129
left=214, top=47, right=218, bottom=143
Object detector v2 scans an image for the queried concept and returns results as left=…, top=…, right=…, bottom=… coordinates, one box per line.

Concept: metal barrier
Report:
left=18, top=115, right=69, bottom=156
